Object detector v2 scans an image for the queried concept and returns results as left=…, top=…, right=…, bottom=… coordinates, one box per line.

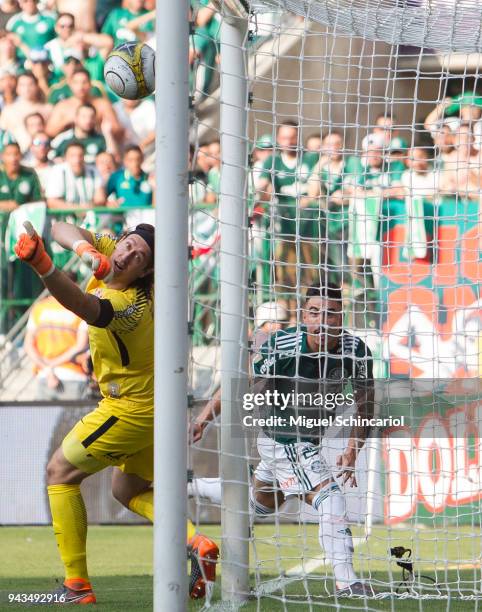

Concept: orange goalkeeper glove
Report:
left=14, top=221, right=55, bottom=278
left=73, top=239, right=113, bottom=282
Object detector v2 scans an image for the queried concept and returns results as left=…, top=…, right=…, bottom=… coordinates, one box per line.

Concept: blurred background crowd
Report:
left=0, top=0, right=224, bottom=330
left=0, top=0, right=480, bottom=396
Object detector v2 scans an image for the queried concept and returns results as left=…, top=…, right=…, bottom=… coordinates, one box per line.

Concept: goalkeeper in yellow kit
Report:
left=15, top=220, right=218, bottom=604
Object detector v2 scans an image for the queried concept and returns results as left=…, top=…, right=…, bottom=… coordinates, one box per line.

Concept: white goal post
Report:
left=158, top=0, right=482, bottom=609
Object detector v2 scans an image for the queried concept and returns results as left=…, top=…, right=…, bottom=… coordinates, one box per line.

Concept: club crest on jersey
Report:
left=310, top=460, right=322, bottom=473
left=357, top=362, right=367, bottom=378
left=258, top=348, right=298, bottom=374
left=259, top=354, right=276, bottom=374
left=327, top=367, right=349, bottom=380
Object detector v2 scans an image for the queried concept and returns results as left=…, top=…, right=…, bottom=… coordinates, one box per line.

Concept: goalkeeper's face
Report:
left=111, top=234, right=153, bottom=286
left=302, top=296, right=342, bottom=350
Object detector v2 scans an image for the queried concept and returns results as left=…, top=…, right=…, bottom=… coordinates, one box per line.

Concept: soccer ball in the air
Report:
left=104, top=42, right=155, bottom=100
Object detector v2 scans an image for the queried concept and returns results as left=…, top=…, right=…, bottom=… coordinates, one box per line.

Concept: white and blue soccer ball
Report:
left=104, top=42, right=155, bottom=100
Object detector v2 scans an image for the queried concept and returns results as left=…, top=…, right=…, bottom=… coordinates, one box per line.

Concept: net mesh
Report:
left=189, top=0, right=482, bottom=607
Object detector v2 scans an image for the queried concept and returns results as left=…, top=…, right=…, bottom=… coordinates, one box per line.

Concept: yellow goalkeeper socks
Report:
left=128, top=488, right=154, bottom=521
left=128, top=489, right=196, bottom=542
left=187, top=519, right=196, bottom=541
left=47, top=484, right=89, bottom=581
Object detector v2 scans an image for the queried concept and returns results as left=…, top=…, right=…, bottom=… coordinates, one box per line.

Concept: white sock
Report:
left=188, top=478, right=222, bottom=504
left=312, top=482, right=358, bottom=589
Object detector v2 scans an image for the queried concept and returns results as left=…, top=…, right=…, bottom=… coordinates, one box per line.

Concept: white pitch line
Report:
left=285, top=535, right=366, bottom=577
left=206, top=536, right=368, bottom=608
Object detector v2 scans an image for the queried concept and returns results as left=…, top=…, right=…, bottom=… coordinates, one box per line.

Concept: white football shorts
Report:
left=254, top=432, right=333, bottom=497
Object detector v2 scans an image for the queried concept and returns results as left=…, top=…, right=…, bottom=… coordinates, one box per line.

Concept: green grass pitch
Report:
left=0, top=525, right=480, bottom=610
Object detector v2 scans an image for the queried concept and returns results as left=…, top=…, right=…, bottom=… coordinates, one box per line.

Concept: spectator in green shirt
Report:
left=6, top=0, right=55, bottom=63
left=23, top=111, right=46, bottom=152
left=189, top=25, right=218, bottom=102
left=256, top=120, right=319, bottom=293
left=0, top=68, right=17, bottom=111
left=192, top=0, right=220, bottom=45
left=45, top=13, right=113, bottom=84
left=303, top=131, right=360, bottom=282
left=50, top=103, right=106, bottom=165
left=0, top=128, right=16, bottom=153
left=28, top=47, right=57, bottom=98
left=0, top=142, right=42, bottom=212
left=102, top=0, right=153, bottom=46
left=204, top=140, right=220, bottom=204
left=106, top=145, right=152, bottom=208
left=0, top=33, right=20, bottom=76
left=48, top=55, right=106, bottom=105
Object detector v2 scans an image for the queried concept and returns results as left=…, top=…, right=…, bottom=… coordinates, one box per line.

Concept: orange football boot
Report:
left=188, top=534, right=219, bottom=599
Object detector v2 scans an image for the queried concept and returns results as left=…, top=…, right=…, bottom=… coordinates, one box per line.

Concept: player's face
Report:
left=302, top=296, right=342, bottom=350
left=111, top=234, right=153, bottom=286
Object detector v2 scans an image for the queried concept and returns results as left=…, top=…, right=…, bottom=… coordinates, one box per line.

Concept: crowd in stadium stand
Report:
left=1, top=0, right=481, bottom=353
left=0, top=0, right=223, bottom=334
left=189, top=91, right=482, bottom=331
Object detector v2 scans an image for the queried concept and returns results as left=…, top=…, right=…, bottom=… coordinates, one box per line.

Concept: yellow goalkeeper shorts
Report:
left=62, top=397, right=154, bottom=482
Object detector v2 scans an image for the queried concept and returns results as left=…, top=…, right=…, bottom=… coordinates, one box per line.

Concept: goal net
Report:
left=188, top=0, right=482, bottom=606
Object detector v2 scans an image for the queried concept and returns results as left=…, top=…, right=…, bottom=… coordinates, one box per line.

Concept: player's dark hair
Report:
left=305, top=282, right=343, bottom=306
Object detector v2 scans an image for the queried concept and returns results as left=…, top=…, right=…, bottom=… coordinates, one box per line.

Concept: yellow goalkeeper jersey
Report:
left=85, top=233, right=154, bottom=411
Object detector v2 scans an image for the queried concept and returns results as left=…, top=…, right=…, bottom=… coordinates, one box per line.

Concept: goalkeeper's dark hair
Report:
left=118, top=223, right=155, bottom=295
left=305, top=282, right=343, bottom=306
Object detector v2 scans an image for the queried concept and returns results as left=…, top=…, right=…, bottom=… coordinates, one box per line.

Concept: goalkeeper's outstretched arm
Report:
left=50, top=221, right=95, bottom=251
left=42, top=269, right=101, bottom=324
left=15, top=222, right=103, bottom=324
